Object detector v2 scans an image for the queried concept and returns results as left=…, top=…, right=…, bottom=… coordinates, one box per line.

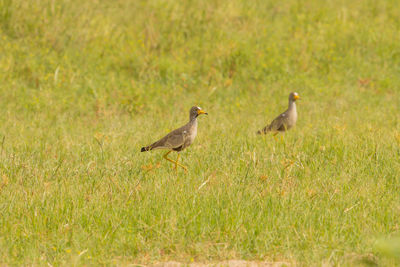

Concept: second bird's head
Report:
left=289, top=92, right=300, bottom=102
left=190, top=106, right=208, bottom=120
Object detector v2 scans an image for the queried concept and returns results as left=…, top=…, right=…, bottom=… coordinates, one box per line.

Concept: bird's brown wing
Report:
left=145, top=126, right=186, bottom=151
left=257, top=112, right=287, bottom=134
left=268, top=113, right=287, bottom=131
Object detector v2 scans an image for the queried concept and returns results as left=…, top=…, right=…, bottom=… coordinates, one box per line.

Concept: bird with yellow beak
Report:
left=141, top=106, right=208, bottom=172
left=257, top=92, right=300, bottom=134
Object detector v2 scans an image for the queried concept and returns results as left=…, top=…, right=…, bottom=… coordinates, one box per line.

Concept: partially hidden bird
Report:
left=257, top=92, right=300, bottom=135
left=141, top=106, right=208, bottom=172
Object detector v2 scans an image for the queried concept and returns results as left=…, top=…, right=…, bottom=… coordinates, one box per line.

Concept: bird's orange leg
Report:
left=175, top=154, right=180, bottom=171
left=163, top=151, right=188, bottom=172
left=175, top=153, right=188, bottom=172
left=273, top=132, right=279, bottom=141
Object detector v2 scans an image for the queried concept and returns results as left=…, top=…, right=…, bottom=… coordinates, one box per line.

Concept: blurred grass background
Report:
left=0, top=0, right=400, bottom=265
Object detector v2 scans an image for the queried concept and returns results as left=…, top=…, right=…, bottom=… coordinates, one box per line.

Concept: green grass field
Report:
left=1, top=0, right=400, bottom=265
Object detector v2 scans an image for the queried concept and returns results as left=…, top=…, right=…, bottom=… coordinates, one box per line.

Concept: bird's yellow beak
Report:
left=197, top=109, right=208, bottom=115
left=294, top=95, right=300, bottom=100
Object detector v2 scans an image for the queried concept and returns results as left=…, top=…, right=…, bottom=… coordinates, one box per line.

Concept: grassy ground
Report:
left=1, top=0, right=400, bottom=265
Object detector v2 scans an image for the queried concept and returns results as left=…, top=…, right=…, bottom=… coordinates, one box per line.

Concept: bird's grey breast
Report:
left=183, top=120, right=198, bottom=148
left=286, top=105, right=297, bottom=128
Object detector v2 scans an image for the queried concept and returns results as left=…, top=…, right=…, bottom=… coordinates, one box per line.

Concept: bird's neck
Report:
left=288, top=100, right=296, bottom=111
left=189, top=116, right=198, bottom=124
left=187, top=117, right=198, bottom=132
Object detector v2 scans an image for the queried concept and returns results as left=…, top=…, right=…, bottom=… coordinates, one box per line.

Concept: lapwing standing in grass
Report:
left=141, top=106, right=208, bottom=172
left=257, top=92, right=300, bottom=135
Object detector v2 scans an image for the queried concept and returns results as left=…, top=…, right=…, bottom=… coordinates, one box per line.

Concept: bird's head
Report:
left=289, top=92, right=300, bottom=102
left=190, top=106, right=208, bottom=120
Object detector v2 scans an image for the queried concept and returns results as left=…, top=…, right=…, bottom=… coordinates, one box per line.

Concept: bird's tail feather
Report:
left=257, top=125, right=270, bottom=135
left=141, top=146, right=151, bottom=152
